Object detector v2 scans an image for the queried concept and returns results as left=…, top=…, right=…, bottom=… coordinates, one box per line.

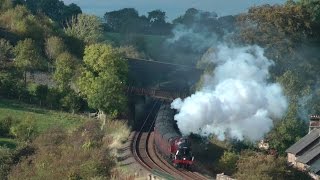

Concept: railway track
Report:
left=132, top=100, right=210, bottom=180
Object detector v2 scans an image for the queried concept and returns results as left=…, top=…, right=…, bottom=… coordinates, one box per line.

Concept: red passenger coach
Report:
left=154, top=104, right=194, bottom=168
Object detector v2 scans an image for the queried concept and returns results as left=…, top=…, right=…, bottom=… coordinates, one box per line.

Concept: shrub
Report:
left=0, top=116, right=13, bottom=137
left=10, top=116, right=38, bottom=142
left=9, top=120, right=115, bottom=179
left=27, top=83, right=48, bottom=106
left=60, top=90, right=82, bottom=114
left=0, top=146, right=13, bottom=179
left=217, top=151, right=239, bottom=175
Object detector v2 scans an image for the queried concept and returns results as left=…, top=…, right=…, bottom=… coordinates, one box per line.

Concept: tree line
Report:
left=0, top=0, right=128, bottom=117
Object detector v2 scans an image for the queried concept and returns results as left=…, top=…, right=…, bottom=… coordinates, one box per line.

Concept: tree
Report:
left=77, top=44, right=128, bottom=118
left=0, top=5, right=50, bottom=39
left=63, top=3, right=82, bottom=20
left=45, top=36, right=66, bottom=61
left=27, top=83, right=48, bottom=106
left=217, top=151, right=239, bottom=175
left=64, top=14, right=103, bottom=44
left=104, top=8, right=139, bottom=32
left=118, top=45, right=146, bottom=59
left=298, top=0, right=320, bottom=23
left=0, top=38, right=13, bottom=68
left=0, top=116, right=13, bottom=137
left=53, top=52, right=77, bottom=90
left=0, top=0, right=13, bottom=12
left=268, top=102, right=308, bottom=155
left=235, top=151, right=310, bottom=180
left=147, top=10, right=171, bottom=35
left=148, top=10, right=166, bottom=24
left=10, top=116, right=38, bottom=141
left=25, top=0, right=81, bottom=23
left=14, top=39, right=43, bottom=84
left=14, top=39, right=44, bottom=85
left=0, top=146, right=14, bottom=179
left=236, top=3, right=315, bottom=74
left=60, top=90, right=81, bottom=114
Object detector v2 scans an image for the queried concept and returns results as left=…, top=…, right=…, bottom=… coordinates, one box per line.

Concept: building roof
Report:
left=286, top=129, right=320, bottom=155
left=309, top=158, right=320, bottom=175
left=296, top=144, right=320, bottom=164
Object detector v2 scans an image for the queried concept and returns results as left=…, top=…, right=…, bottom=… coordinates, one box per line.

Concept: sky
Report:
left=63, top=0, right=285, bottom=21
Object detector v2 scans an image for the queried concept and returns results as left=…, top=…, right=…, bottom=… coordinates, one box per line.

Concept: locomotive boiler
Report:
left=154, top=104, right=194, bottom=168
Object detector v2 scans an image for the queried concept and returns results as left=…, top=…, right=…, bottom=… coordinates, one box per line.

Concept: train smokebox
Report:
left=309, top=115, right=320, bottom=133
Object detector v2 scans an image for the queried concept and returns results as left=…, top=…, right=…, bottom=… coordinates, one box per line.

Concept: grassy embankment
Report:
left=0, top=99, right=85, bottom=148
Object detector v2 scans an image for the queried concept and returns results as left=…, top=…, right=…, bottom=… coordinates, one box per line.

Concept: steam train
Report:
left=154, top=104, right=194, bottom=168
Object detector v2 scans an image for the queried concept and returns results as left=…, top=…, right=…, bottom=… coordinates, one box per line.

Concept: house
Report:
left=286, top=115, right=320, bottom=180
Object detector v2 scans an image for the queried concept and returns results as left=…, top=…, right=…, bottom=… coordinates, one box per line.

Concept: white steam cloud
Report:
left=171, top=44, right=288, bottom=141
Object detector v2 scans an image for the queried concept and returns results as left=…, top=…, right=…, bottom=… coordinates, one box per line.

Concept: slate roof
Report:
left=296, top=144, right=320, bottom=164
left=309, top=159, right=320, bottom=175
left=286, top=129, right=320, bottom=155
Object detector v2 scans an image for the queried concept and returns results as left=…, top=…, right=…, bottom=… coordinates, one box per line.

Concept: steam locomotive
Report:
left=154, top=104, right=194, bottom=168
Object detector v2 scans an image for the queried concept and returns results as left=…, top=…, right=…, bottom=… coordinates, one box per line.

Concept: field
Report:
left=0, top=99, right=86, bottom=134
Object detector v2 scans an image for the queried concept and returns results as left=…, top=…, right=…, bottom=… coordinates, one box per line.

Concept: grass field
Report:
left=0, top=99, right=86, bottom=133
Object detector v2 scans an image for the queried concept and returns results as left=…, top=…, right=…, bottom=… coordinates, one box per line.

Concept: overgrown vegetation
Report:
left=0, top=0, right=319, bottom=179
left=8, top=120, right=115, bottom=179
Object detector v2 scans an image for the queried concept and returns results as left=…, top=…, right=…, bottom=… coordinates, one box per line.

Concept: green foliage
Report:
left=25, top=0, right=82, bottom=23
left=104, top=8, right=145, bottom=33
left=147, top=10, right=172, bottom=35
left=0, top=71, right=22, bottom=98
left=45, top=36, right=66, bottom=60
left=117, top=45, right=146, bottom=59
left=14, top=39, right=45, bottom=85
left=53, top=52, right=78, bottom=90
left=0, top=99, right=85, bottom=133
left=217, top=151, right=239, bottom=175
left=276, top=70, right=304, bottom=99
left=27, top=83, right=48, bottom=106
left=236, top=3, right=316, bottom=74
left=0, top=0, right=13, bottom=12
left=46, top=87, right=63, bottom=109
left=77, top=44, right=128, bottom=117
left=0, top=116, right=13, bottom=137
left=0, top=146, right=13, bottom=179
left=10, top=116, right=38, bottom=141
left=104, top=8, right=172, bottom=35
left=60, top=90, right=82, bottom=114
left=235, top=151, right=310, bottom=180
left=65, top=14, right=103, bottom=44
left=268, top=102, right=308, bottom=155
left=0, top=5, right=52, bottom=39
left=298, top=0, right=320, bottom=23
left=0, top=38, right=13, bottom=67
left=8, top=120, right=115, bottom=179
left=237, top=3, right=313, bottom=45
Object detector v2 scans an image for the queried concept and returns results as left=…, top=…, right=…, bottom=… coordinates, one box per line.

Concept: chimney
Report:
left=309, top=115, right=320, bottom=133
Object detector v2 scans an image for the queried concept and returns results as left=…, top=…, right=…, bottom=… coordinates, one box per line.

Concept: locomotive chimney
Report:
left=309, top=115, right=320, bottom=133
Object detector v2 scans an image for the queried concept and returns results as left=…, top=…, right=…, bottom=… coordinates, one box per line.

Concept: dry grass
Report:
left=104, top=119, right=131, bottom=150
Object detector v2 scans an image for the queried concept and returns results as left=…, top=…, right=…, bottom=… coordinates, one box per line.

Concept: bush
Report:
left=235, top=151, right=311, bottom=180
left=0, top=146, right=13, bottom=179
left=217, top=151, right=239, bottom=175
left=10, top=116, right=38, bottom=142
left=27, top=83, right=48, bottom=106
left=9, top=120, right=115, bottom=179
left=60, top=90, right=82, bottom=114
left=0, top=116, right=13, bottom=137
